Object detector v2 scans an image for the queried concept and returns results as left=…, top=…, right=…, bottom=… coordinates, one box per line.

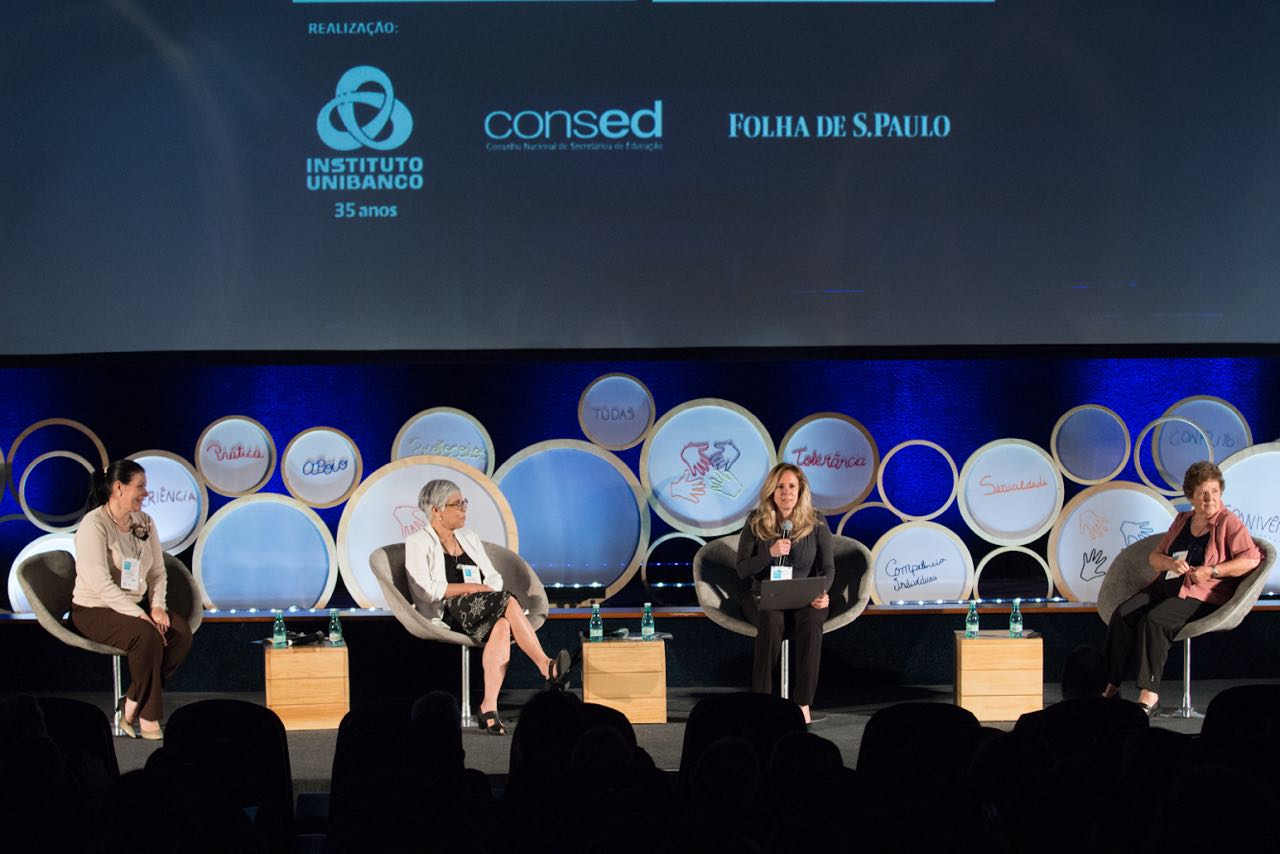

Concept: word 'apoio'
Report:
left=728, top=112, right=951, bottom=139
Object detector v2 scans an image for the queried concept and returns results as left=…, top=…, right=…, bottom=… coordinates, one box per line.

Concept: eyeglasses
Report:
left=443, top=499, right=469, bottom=511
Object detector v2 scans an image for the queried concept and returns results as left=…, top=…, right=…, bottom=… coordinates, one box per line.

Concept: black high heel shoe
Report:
left=546, top=649, right=572, bottom=691
left=476, top=710, right=507, bottom=735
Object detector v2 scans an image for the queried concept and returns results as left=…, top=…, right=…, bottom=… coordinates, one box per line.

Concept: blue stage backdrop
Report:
left=3, top=348, right=1277, bottom=611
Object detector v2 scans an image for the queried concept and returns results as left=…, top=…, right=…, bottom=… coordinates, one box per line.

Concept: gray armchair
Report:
left=17, top=549, right=204, bottom=734
left=692, top=532, right=873, bottom=700
left=1098, top=532, right=1276, bottom=717
left=369, top=541, right=548, bottom=725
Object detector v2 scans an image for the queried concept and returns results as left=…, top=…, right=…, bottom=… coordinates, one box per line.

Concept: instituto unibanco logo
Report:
left=317, top=66, right=413, bottom=151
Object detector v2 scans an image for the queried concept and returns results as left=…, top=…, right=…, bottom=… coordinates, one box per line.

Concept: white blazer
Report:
left=404, top=525, right=504, bottom=622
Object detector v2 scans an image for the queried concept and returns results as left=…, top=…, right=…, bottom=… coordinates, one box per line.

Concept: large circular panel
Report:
left=128, top=450, right=208, bottom=553
left=195, top=415, right=277, bottom=497
left=1219, top=442, right=1280, bottom=594
left=336, top=456, right=517, bottom=609
left=494, top=440, right=649, bottom=600
left=1133, top=417, right=1211, bottom=496
left=1050, top=405, right=1130, bottom=485
left=640, top=399, right=776, bottom=536
left=392, top=407, right=494, bottom=476
left=281, top=427, right=364, bottom=508
left=868, top=521, right=974, bottom=605
left=193, top=494, right=337, bottom=611
left=777, top=413, right=879, bottom=514
left=957, top=439, right=1065, bottom=545
left=1048, top=481, right=1176, bottom=602
left=7, top=532, right=77, bottom=613
left=1153, top=396, right=1252, bottom=490
left=578, top=373, right=656, bottom=451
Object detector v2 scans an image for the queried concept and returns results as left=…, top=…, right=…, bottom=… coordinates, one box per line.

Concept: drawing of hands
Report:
left=708, top=467, right=743, bottom=498
left=1119, top=520, right=1155, bottom=546
left=669, top=474, right=706, bottom=503
left=393, top=505, right=429, bottom=537
left=707, top=439, right=741, bottom=472
left=1079, top=548, right=1107, bottom=582
left=1079, top=510, right=1109, bottom=541
left=680, top=442, right=712, bottom=477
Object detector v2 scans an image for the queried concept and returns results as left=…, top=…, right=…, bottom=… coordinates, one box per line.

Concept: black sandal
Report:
left=546, top=648, right=572, bottom=691
left=476, top=710, right=507, bottom=735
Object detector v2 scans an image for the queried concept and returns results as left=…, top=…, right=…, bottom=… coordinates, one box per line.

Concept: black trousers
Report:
left=739, top=592, right=827, bottom=707
left=1102, top=577, right=1216, bottom=693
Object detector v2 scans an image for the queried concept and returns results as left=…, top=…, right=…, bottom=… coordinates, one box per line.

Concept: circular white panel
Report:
left=640, top=399, right=776, bottom=536
left=778, top=413, right=879, bottom=514
left=1219, top=442, right=1280, bottom=594
left=282, top=427, right=364, bottom=508
left=1154, top=396, right=1252, bottom=490
left=868, top=521, right=974, bottom=605
left=1048, top=481, right=1176, bottom=602
left=958, top=439, right=1064, bottom=545
left=494, top=440, right=649, bottom=600
left=195, top=416, right=276, bottom=496
left=7, top=532, right=78, bottom=613
left=193, top=494, right=337, bottom=611
left=128, top=450, right=208, bottom=553
left=392, top=407, right=494, bottom=475
left=578, top=373, right=656, bottom=451
left=1051, top=405, right=1130, bottom=485
left=336, top=456, right=517, bottom=609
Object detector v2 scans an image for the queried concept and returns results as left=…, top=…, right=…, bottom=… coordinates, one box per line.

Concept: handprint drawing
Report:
left=1078, top=510, right=1109, bottom=541
left=1079, top=548, right=1107, bottom=582
left=393, top=505, right=429, bottom=537
left=669, top=473, right=707, bottom=503
left=708, top=467, right=743, bottom=498
left=1119, top=520, right=1154, bottom=546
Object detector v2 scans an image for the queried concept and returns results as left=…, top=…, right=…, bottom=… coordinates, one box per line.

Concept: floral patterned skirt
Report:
left=443, top=590, right=512, bottom=643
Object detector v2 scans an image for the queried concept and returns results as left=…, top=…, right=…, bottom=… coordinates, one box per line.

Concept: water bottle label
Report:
left=590, top=628, right=603, bottom=640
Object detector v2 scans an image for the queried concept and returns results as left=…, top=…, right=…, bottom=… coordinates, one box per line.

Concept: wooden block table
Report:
left=954, top=630, right=1043, bottom=721
left=582, top=638, right=667, bottom=724
left=264, top=642, right=350, bottom=730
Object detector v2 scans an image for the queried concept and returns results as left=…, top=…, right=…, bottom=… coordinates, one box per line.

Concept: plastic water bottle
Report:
left=641, top=602, right=655, bottom=640
left=328, top=608, right=344, bottom=646
left=1009, top=598, right=1023, bottom=638
left=272, top=611, right=287, bottom=648
left=589, top=603, right=604, bottom=642
left=964, top=601, right=979, bottom=638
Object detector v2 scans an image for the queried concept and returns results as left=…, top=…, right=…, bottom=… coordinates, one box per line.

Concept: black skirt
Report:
left=443, top=590, right=512, bottom=643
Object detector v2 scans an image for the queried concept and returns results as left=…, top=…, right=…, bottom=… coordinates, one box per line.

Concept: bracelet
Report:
left=1211, top=566, right=1220, bottom=580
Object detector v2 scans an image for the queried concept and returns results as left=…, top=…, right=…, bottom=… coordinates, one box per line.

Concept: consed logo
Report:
left=485, top=101, right=662, bottom=140
left=317, top=66, right=413, bottom=151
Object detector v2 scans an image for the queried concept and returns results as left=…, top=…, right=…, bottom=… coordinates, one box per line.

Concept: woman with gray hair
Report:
left=405, top=478, right=570, bottom=734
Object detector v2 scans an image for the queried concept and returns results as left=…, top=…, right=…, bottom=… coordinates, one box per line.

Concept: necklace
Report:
left=105, top=503, right=132, bottom=531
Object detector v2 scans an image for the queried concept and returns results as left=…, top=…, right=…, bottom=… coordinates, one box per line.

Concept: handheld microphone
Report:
left=780, top=520, right=793, bottom=566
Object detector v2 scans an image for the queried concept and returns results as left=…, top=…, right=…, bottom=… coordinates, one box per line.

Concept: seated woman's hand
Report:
left=811, top=592, right=829, bottom=609
left=769, top=539, right=792, bottom=558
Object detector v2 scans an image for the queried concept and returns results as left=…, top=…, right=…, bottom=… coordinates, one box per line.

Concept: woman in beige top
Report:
left=72, top=459, right=192, bottom=738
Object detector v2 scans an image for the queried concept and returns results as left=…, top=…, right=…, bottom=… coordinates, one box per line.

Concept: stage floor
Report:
left=42, top=679, right=1272, bottom=796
